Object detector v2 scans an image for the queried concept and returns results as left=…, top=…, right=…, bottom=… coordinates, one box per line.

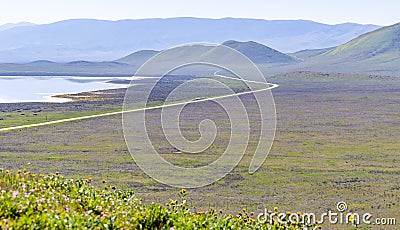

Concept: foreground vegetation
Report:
left=0, top=169, right=315, bottom=229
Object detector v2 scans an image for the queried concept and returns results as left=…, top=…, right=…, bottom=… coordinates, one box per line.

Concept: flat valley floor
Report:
left=1, top=72, right=399, bottom=223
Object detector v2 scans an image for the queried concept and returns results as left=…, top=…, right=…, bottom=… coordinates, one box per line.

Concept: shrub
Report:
left=0, top=169, right=312, bottom=229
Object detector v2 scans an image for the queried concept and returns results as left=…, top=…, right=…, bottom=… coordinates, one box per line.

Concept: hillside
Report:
left=117, top=40, right=298, bottom=66
left=0, top=22, right=35, bottom=31
left=290, top=47, right=334, bottom=60
left=222, top=40, right=298, bottom=63
left=262, top=22, right=400, bottom=76
left=0, top=18, right=380, bottom=62
left=116, top=50, right=158, bottom=66
left=301, top=22, right=400, bottom=75
left=321, top=22, right=400, bottom=62
left=0, top=41, right=299, bottom=76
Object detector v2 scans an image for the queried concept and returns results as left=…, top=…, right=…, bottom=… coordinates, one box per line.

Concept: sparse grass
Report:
left=0, top=72, right=399, bottom=229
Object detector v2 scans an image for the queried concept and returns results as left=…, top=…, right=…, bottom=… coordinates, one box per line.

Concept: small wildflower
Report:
left=274, top=206, right=278, bottom=211
left=5, top=170, right=10, bottom=174
left=180, top=188, right=186, bottom=194
left=102, top=179, right=107, bottom=183
left=12, top=191, right=19, bottom=198
left=17, top=170, right=22, bottom=174
left=111, top=186, right=116, bottom=190
left=55, top=172, right=60, bottom=176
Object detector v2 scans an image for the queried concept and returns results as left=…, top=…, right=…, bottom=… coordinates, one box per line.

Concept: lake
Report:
left=0, top=76, right=132, bottom=103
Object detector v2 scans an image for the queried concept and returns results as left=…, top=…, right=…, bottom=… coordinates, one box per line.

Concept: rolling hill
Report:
left=0, top=40, right=297, bottom=76
left=0, top=18, right=380, bottom=63
left=321, top=22, right=400, bottom=62
left=222, top=40, right=298, bottom=63
left=2, top=21, right=400, bottom=77
left=293, top=22, right=400, bottom=75
left=116, top=40, right=298, bottom=66
left=0, top=22, right=35, bottom=31
left=290, top=47, right=335, bottom=60
left=116, top=50, right=159, bottom=66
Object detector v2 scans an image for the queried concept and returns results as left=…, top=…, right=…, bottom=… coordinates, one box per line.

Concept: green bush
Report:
left=0, top=169, right=314, bottom=229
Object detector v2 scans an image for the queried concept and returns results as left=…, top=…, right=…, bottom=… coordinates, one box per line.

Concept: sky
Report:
left=0, top=0, right=399, bottom=26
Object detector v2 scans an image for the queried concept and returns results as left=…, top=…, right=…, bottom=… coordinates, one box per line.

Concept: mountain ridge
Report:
left=0, top=22, right=35, bottom=31
left=0, top=18, right=380, bottom=62
left=2, top=21, right=400, bottom=77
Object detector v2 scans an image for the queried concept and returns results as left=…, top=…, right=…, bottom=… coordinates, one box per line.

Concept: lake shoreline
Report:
left=0, top=76, right=136, bottom=104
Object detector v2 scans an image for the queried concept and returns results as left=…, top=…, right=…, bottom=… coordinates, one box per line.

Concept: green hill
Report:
left=323, top=23, right=400, bottom=60
left=276, top=22, right=400, bottom=76
left=116, top=50, right=159, bottom=66
left=221, top=40, right=298, bottom=64
left=117, top=40, right=299, bottom=66
left=318, top=22, right=400, bottom=71
left=290, top=47, right=334, bottom=60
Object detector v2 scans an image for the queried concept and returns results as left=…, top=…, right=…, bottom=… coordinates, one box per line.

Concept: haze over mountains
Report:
left=0, top=18, right=379, bottom=63
left=0, top=22, right=35, bottom=31
left=0, top=40, right=297, bottom=76
left=1, top=18, right=400, bottom=76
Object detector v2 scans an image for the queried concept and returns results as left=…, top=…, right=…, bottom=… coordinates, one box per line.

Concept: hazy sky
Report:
left=0, top=0, right=399, bottom=26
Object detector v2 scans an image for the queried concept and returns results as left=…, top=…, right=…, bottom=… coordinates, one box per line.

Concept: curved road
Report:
left=0, top=74, right=278, bottom=132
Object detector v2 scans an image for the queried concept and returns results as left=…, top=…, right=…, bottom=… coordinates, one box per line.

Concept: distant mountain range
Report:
left=1, top=20, right=400, bottom=76
left=0, top=40, right=297, bottom=76
left=0, top=18, right=380, bottom=63
left=0, top=22, right=35, bottom=31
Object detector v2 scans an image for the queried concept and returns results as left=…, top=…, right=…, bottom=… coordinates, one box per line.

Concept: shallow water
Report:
left=0, top=76, right=132, bottom=103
